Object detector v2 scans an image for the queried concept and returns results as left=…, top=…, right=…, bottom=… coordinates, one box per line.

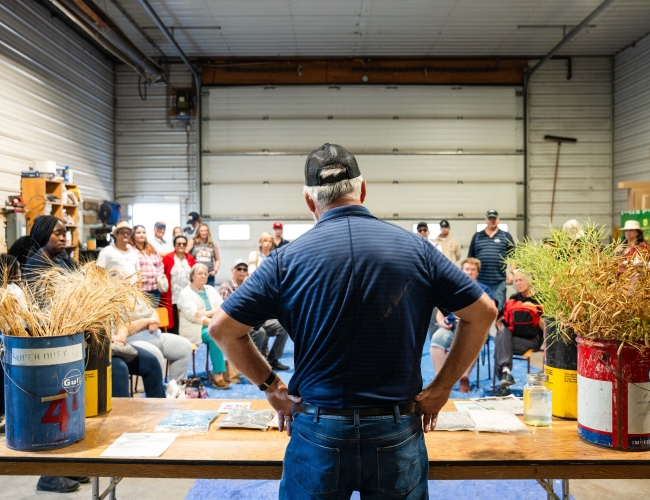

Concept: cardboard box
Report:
left=618, top=182, right=650, bottom=210
left=83, top=214, right=98, bottom=224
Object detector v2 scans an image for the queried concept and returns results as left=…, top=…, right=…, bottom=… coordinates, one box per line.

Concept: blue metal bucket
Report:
left=1, top=333, right=86, bottom=451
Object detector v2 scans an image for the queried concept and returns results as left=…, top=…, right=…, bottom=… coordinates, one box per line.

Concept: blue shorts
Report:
left=430, top=326, right=455, bottom=350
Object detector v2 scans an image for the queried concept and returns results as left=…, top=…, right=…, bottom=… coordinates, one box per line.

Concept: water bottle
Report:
left=523, top=373, right=552, bottom=426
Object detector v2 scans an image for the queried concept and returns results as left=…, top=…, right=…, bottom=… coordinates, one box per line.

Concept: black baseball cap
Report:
left=154, top=221, right=166, bottom=229
left=305, top=143, right=361, bottom=187
left=485, top=209, right=499, bottom=218
left=186, top=211, right=200, bottom=224
left=417, top=222, right=428, bottom=230
left=440, top=220, right=450, bottom=228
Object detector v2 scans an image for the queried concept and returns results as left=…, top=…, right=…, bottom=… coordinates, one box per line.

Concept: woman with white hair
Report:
left=177, top=263, right=230, bottom=389
left=248, top=232, right=274, bottom=273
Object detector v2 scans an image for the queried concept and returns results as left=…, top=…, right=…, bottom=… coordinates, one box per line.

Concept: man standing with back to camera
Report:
left=210, top=144, right=496, bottom=499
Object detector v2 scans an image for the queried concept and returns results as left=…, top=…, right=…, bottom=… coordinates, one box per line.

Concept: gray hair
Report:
left=190, top=263, right=209, bottom=282
left=303, top=166, right=364, bottom=210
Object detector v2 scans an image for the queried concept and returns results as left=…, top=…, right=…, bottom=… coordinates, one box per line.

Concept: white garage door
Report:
left=201, top=86, right=524, bottom=280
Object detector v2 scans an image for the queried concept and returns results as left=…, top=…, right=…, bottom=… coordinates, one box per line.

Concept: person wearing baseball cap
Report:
left=432, top=219, right=461, bottom=263
left=467, top=209, right=515, bottom=310
left=95, top=221, right=140, bottom=286
left=150, top=221, right=172, bottom=255
left=272, top=222, right=289, bottom=249
left=209, top=142, right=496, bottom=498
left=184, top=211, right=201, bottom=238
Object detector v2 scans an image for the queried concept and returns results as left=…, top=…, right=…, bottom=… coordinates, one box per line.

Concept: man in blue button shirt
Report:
left=209, top=144, right=497, bottom=499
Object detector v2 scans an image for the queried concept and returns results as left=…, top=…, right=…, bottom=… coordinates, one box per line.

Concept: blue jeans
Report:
left=280, top=408, right=429, bottom=499
left=487, top=280, right=507, bottom=311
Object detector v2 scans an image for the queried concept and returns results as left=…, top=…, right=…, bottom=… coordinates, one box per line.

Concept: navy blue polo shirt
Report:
left=467, top=229, right=514, bottom=285
left=221, top=205, right=484, bottom=408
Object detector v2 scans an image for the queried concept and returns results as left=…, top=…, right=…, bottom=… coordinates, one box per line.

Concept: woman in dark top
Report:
left=22, top=217, right=164, bottom=493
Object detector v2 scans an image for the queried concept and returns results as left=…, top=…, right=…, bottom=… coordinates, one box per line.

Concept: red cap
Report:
left=273, top=222, right=283, bottom=229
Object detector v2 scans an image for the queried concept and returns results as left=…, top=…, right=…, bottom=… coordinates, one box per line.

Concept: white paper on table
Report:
left=453, top=401, right=486, bottom=412
left=434, top=412, right=476, bottom=431
left=468, top=410, right=530, bottom=434
left=217, top=402, right=251, bottom=414
left=100, top=433, right=179, bottom=457
left=471, top=395, right=523, bottom=415
left=269, top=414, right=279, bottom=428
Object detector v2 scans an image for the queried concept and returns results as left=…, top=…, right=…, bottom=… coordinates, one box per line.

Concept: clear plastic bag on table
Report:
left=155, top=410, right=219, bottom=433
left=217, top=407, right=276, bottom=431
left=433, top=412, right=476, bottom=431
left=468, top=410, right=531, bottom=434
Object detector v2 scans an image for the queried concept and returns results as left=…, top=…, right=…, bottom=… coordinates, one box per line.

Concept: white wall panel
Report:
left=115, top=64, right=197, bottom=213
left=203, top=85, right=524, bottom=281
left=0, top=0, right=114, bottom=235
left=613, top=33, right=650, bottom=222
left=527, top=58, right=613, bottom=240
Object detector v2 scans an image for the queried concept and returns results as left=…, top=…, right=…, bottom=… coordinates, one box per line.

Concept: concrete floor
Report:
left=0, top=477, right=194, bottom=500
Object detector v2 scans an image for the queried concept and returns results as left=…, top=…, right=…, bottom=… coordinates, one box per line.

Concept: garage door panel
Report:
left=206, top=86, right=521, bottom=119
left=204, top=182, right=519, bottom=219
left=204, top=119, right=522, bottom=153
left=203, top=154, right=524, bottom=183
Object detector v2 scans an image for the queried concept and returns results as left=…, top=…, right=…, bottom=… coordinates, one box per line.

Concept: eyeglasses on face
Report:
left=235, top=267, right=248, bottom=271
left=175, top=242, right=187, bottom=247
left=417, top=229, right=428, bottom=233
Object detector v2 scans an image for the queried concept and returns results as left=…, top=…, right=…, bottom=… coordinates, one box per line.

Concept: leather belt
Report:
left=294, top=401, right=420, bottom=417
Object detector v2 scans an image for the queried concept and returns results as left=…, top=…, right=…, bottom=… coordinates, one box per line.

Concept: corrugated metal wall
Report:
left=115, top=64, right=197, bottom=214
left=527, top=57, right=613, bottom=240
left=0, top=0, right=114, bottom=246
left=613, top=33, right=650, bottom=222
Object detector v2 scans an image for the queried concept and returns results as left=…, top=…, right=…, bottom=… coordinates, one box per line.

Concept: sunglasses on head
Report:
left=235, top=266, right=248, bottom=271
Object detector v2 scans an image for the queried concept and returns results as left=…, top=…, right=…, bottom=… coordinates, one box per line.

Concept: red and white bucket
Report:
left=577, top=336, right=650, bottom=450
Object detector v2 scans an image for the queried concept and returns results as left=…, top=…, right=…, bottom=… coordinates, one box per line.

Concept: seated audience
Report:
left=95, top=221, right=140, bottom=286
left=161, top=235, right=195, bottom=334
left=187, top=223, right=221, bottom=286
left=248, top=232, right=273, bottom=273
left=494, top=272, right=545, bottom=396
left=111, top=326, right=165, bottom=399
left=218, top=259, right=266, bottom=353
left=178, top=264, right=230, bottom=389
left=122, top=299, right=193, bottom=383
left=131, top=225, right=165, bottom=307
left=172, top=226, right=184, bottom=238
left=430, top=257, right=495, bottom=392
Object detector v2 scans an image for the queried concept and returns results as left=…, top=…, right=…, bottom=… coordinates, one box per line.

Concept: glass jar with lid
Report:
left=523, top=373, right=552, bottom=426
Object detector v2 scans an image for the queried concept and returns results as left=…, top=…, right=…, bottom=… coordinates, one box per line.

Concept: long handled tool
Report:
left=544, top=135, right=577, bottom=223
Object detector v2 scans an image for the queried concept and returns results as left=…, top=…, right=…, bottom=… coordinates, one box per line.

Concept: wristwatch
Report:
left=258, top=371, right=278, bottom=392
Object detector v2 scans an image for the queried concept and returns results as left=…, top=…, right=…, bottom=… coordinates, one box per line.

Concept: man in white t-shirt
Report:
left=150, top=221, right=173, bottom=256
left=96, top=221, right=140, bottom=285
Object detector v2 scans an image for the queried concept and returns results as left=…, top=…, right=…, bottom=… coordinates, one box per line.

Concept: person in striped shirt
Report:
left=467, top=209, right=515, bottom=310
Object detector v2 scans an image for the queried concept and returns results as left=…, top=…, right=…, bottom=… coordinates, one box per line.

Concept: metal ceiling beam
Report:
left=137, top=0, right=202, bottom=215
left=47, top=0, right=166, bottom=84
left=526, top=0, right=617, bottom=85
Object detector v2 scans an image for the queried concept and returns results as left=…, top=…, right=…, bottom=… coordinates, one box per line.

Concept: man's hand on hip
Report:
left=265, top=378, right=302, bottom=436
left=415, top=380, right=452, bottom=432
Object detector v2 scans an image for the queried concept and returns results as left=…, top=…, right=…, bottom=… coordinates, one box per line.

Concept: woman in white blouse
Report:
left=177, top=264, right=230, bottom=389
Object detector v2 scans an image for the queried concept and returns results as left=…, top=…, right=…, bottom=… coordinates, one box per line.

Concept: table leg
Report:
left=562, top=479, right=570, bottom=500
left=536, top=479, right=561, bottom=500
left=91, top=477, right=99, bottom=500
left=108, top=477, right=116, bottom=500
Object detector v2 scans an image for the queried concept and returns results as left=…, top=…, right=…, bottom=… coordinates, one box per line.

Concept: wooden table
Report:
left=1, top=398, right=650, bottom=499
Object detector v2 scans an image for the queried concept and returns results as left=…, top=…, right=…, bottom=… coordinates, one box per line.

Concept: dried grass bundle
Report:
left=512, top=223, right=650, bottom=344
left=0, top=262, right=149, bottom=341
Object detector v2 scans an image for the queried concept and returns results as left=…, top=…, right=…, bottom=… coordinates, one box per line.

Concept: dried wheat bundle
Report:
left=0, top=262, right=149, bottom=341
left=512, top=223, right=650, bottom=344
